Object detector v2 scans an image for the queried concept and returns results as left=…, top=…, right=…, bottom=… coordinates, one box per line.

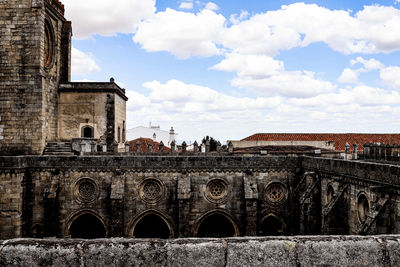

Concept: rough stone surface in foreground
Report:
left=1, top=236, right=400, bottom=266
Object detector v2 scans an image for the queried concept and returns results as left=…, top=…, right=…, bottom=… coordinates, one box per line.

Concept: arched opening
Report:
left=69, top=213, right=106, bottom=239
left=118, top=126, right=121, bottom=143
left=133, top=214, right=171, bottom=239
left=358, top=193, right=369, bottom=223
left=327, top=184, right=334, bottom=203
left=259, top=215, right=285, bottom=236
left=31, top=224, right=43, bottom=238
left=197, top=213, right=237, bottom=237
left=81, top=126, right=94, bottom=138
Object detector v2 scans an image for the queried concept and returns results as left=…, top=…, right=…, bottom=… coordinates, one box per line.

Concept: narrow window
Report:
left=118, top=126, right=121, bottom=143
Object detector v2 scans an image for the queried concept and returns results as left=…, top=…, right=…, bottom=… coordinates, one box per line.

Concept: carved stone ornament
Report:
left=205, top=179, right=228, bottom=203
left=265, top=182, right=287, bottom=205
left=75, top=178, right=98, bottom=204
left=44, top=19, right=55, bottom=69
left=139, top=179, right=164, bottom=204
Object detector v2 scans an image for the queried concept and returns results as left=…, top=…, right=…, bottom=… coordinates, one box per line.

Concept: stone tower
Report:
left=0, top=0, right=71, bottom=155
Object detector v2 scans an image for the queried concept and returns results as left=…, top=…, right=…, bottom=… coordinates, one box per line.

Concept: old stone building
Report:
left=0, top=0, right=127, bottom=156
left=1, top=0, right=400, bottom=241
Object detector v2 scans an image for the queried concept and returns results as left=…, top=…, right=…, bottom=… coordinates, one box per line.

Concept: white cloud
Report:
left=143, top=79, right=281, bottom=111
left=63, top=0, right=156, bottom=38
left=350, top=57, right=384, bottom=70
left=212, top=53, right=335, bottom=98
left=231, top=71, right=335, bottom=98
left=71, top=47, right=101, bottom=76
left=338, top=68, right=359, bottom=83
left=380, top=66, right=400, bottom=90
left=72, top=78, right=96, bottom=82
left=205, top=2, right=219, bottom=11
left=134, top=8, right=226, bottom=58
left=134, top=3, right=400, bottom=59
left=179, top=2, right=193, bottom=10
left=211, top=53, right=283, bottom=78
left=229, top=10, right=249, bottom=25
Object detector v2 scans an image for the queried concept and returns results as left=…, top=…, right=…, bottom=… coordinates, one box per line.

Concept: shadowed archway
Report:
left=132, top=213, right=171, bottom=239
left=196, top=212, right=239, bottom=237
left=259, top=215, right=285, bottom=236
left=69, top=213, right=106, bottom=239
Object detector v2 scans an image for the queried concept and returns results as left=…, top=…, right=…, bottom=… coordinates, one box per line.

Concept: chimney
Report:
left=169, top=127, right=175, bottom=146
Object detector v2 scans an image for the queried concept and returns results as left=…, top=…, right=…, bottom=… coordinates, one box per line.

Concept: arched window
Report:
left=133, top=214, right=170, bottom=239
left=69, top=213, right=106, bottom=239
left=327, top=184, right=334, bottom=203
left=358, top=193, right=369, bottom=223
left=81, top=125, right=94, bottom=138
left=118, top=126, right=121, bottom=143
left=197, top=213, right=237, bottom=237
left=259, top=215, right=285, bottom=236
left=122, top=121, right=126, bottom=143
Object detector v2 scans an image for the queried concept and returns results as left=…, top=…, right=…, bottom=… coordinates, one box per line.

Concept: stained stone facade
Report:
left=1, top=155, right=400, bottom=239
left=2, top=0, right=400, bottom=241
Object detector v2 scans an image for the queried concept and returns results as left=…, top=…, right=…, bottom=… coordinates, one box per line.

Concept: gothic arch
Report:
left=259, top=213, right=286, bottom=236
left=65, top=209, right=107, bottom=238
left=194, top=210, right=239, bottom=237
left=128, top=209, right=174, bottom=238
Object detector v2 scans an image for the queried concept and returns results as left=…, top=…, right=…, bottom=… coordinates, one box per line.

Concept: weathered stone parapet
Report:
left=1, top=236, right=399, bottom=266
left=0, top=155, right=301, bottom=172
left=302, top=156, right=400, bottom=188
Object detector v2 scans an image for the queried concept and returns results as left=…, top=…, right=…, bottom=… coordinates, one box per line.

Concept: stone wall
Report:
left=58, top=92, right=108, bottom=140
left=114, top=93, right=126, bottom=144
left=302, top=157, right=400, bottom=235
left=1, top=236, right=400, bottom=266
left=0, top=0, right=69, bottom=155
left=2, top=155, right=400, bottom=239
left=0, top=155, right=300, bottom=239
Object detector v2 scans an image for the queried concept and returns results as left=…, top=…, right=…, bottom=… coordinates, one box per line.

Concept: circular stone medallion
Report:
left=139, top=179, right=164, bottom=204
left=265, top=182, right=287, bottom=205
left=205, top=179, right=228, bottom=203
left=75, top=178, right=98, bottom=204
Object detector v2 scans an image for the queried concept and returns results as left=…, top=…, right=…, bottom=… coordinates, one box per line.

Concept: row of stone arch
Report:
left=66, top=210, right=286, bottom=239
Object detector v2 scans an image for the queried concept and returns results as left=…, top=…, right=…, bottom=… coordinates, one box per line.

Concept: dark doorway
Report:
left=134, top=214, right=170, bottom=239
left=82, top=126, right=94, bottom=138
left=259, top=216, right=284, bottom=236
left=197, top=213, right=236, bottom=237
left=69, top=213, right=106, bottom=239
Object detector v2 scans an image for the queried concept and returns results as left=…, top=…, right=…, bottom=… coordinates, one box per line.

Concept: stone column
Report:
left=182, top=141, right=187, bottom=152
left=43, top=177, right=60, bottom=237
left=193, top=141, right=198, bottom=152
left=110, top=172, right=125, bottom=237
left=244, top=175, right=258, bottom=236
left=177, top=176, right=191, bottom=237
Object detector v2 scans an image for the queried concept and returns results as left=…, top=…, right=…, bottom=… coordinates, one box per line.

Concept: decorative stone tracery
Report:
left=139, top=179, right=164, bottom=204
left=75, top=178, right=98, bottom=204
left=205, top=179, right=228, bottom=203
left=44, top=19, right=55, bottom=69
left=265, top=182, right=287, bottom=205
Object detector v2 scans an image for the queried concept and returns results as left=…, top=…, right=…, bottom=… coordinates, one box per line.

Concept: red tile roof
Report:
left=128, top=138, right=171, bottom=152
left=241, top=133, right=400, bottom=152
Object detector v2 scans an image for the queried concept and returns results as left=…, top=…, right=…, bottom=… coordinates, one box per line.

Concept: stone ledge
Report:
left=1, top=236, right=399, bottom=266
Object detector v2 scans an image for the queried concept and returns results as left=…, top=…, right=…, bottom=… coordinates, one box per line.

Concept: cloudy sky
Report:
left=63, top=0, right=400, bottom=143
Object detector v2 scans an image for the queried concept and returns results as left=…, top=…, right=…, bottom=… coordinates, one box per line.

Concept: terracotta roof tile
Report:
left=241, top=133, right=400, bottom=152
left=128, top=138, right=171, bottom=152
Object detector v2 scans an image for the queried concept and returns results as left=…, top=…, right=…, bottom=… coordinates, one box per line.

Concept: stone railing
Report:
left=1, top=236, right=399, bottom=266
left=363, top=143, right=400, bottom=162
left=0, top=155, right=300, bottom=172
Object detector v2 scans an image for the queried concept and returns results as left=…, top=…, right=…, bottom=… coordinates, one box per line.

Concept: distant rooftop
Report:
left=242, top=133, right=400, bottom=152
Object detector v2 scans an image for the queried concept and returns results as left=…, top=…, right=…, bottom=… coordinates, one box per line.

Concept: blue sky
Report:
left=63, top=0, right=400, bottom=143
